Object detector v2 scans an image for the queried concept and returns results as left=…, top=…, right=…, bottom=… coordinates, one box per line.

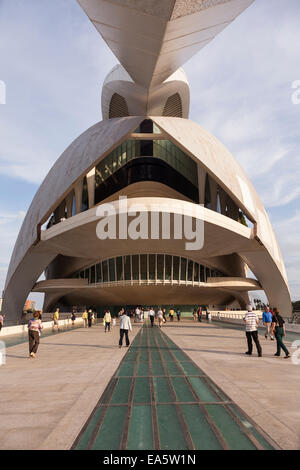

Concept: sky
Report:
left=0, top=0, right=299, bottom=309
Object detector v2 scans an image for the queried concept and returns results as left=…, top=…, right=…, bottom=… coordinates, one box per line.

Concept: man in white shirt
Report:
left=119, top=310, right=132, bottom=348
left=149, top=307, right=155, bottom=327
left=244, top=305, right=262, bottom=357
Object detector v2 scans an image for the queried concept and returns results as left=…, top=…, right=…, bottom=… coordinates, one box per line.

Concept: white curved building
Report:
left=2, top=0, right=291, bottom=322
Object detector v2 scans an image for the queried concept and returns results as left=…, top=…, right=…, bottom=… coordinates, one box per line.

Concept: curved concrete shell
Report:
left=3, top=117, right=291, bottom=322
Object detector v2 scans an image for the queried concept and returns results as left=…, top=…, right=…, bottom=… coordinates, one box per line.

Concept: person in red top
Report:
left=28, top=311, right=43, bottom=358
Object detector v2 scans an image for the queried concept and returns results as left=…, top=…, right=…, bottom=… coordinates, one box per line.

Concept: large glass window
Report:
left=109, top=258, right=115, bottom=282
left=81, top=177, right=89, bottom=212
left=116, top=256, right=123, bottom=281
left=149, top=254, right=155, bottom=280
left=124, top=256, right=131, bottom=281
left=102, top=260, right=108, bottom=283
left=165, top=255, right=172, bottom=281
left=173, top=256, right=179, bottom=281
left=180, top=258, right=187, bottom=281
left=72, top=255, right=224, bottom=285
left=132, top=255, right=139, bottom=281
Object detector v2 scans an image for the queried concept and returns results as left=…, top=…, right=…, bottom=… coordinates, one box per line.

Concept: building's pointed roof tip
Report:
left=77, top=0, right=255, bottom=88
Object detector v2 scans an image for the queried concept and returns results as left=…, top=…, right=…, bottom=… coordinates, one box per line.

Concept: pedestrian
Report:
left=193, top=308, right=197, bottom=321
left=162, top=308, right=167, bottom=323
left=197, top=306, right=202, bottom=322
left=38, top=310, right=43, bottom=320
left=88, top=309, right=93, bottom=328
left=157, top=308, right=164, bottom=328
left=243, top=305, right=262, bottom=357
left=176, top=308, right=181, bottom=321
left=104, top=309, right=112, bottom=332
left=28, top=311, right=43, bottom=358
left=0, top=313, right=5, bottom=332
left=52, top=308, right=60, bottom=331
left=262, top=306, right=274, bottom=340
left=169, top=308, right=175, bottom=322
left=149, top=307, right=155, bottom=327
left=71, top=309, right=76, bottom=326
left=82, top=309, right=88, bottom=327
left=272, top=308, right=290, bottom=358
left=135, top=306, right=141, bottom=322
left=119, top=310, right=132, bottom=348
left=92, top=311, right=95, bottom=325
left=112, top=316, right=116, bottom=328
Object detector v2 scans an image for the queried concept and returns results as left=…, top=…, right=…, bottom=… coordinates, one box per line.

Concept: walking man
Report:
left=82, top=309, right=88, bottom=328
left=119, top=310, right=132, bottom=348
left=262, top=306, right=274, bottom=340
left=176, top=308, right=181, bottom=321
left=272, top=308, right=290, bottom=358
left=244, top=305, right=262, bottom=357
left=149, top=307, right=155, bottom=327
left=88, top=309, right=93, bottom=328
left=197, top=306, right=202, bottom=323
left=169, top=308, right=175, bottom=322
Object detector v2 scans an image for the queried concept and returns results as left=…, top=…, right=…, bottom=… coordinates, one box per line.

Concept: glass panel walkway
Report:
left=73, top=322, right=277, bottom=451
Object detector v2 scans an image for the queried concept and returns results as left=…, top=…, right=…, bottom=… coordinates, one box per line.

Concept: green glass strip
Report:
left=179, top=361, right=205, bottom=376
left=133, top=378, right=151, bottom=404
left=204, top=405, right=257, bottom=450
left=151, top=361, right=165, bottom=376
left=75, top=406, right=104, bottom=450
left=110, top=378, right=132, bottom=404
left=180, top=405, right=223, bottom=450
left=153, top=377, right=173, bottom=403
left=99, top=379, right=117, bottom=404
left=188, top=377, right=220, bottom=402
left=164, top=361, right=183, bottom=376
left=137, top=361, right=150, bottom=377
left=127, top=406, right=154, bottom=450
left=92, top=406, right=127, bottom=450
left=227, top=405, right=275, bottom=450
left=171, top=377, right=195, bottom=402
left=156, top=404, right=189, bottom=450
left=117, top=361, right=136, bottom=377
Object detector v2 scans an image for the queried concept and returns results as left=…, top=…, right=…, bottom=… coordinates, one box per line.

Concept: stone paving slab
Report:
left=162, top=320, right=300, bottom=450
left=0, top=323, right=141, bottom=450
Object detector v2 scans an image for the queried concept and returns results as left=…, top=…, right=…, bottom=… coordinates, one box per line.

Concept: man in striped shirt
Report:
left=244, top=306, right=262, bottom=357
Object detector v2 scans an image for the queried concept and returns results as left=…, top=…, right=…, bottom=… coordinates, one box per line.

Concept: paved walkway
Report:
left=0, top=319, right=299, bottom=450
left=0, top=323, right=141, bottom=450
left=163, top=320, right=300, bottom=450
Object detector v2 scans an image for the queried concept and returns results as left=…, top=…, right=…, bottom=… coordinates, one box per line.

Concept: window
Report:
left=157, top=255, right=164, bottom=280
left=116, top=256, right=123, bottom=281
left=149, top=254, right=155, bottom=280
left=109, top=258, right=115, bottom=282
left=165, top=255, right=172, bottom=281
left=180, top=258, right=187, bottom=281
left=102, top=260, right=108, bottom=283
left=173, top=256, right=179, bottom=281
left=132, top=255, right=139, bottom=281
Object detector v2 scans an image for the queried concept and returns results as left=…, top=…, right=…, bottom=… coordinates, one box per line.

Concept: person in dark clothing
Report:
left=88, top=309, right=93, bottom=328
left=272, top=309, right=290, bottom=358
left=197, top=306, right=202, bottom=322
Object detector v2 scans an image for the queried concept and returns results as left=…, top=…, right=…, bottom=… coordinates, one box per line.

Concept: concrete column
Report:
left=75, top=180, right=83, bottom=215
left=209, top=178, right=218, bottom=212
left=197, top=166, right=206, bottom=205
left=87, top=168, right=95, bottom=209
left=66, top=191, right=74, bottom=219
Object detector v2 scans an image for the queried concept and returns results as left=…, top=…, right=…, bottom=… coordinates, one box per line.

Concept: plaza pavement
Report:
left=163, top=320, right=300, bottom=450
left=0, top=319, right=299, bottom=450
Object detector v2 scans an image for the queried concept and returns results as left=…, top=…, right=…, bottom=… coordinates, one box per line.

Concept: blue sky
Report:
left=0, top=0, right=299, bottom=308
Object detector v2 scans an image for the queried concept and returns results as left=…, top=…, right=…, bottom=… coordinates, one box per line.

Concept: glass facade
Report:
left=71, top=254, right=225, bottom=285
left=95, top=139, right=198, bottom=190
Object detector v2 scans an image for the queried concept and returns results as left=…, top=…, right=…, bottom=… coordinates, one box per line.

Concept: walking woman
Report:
left=28, top=312, right=43, bottom=358
left=272, top=309, right=290, bottom=358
